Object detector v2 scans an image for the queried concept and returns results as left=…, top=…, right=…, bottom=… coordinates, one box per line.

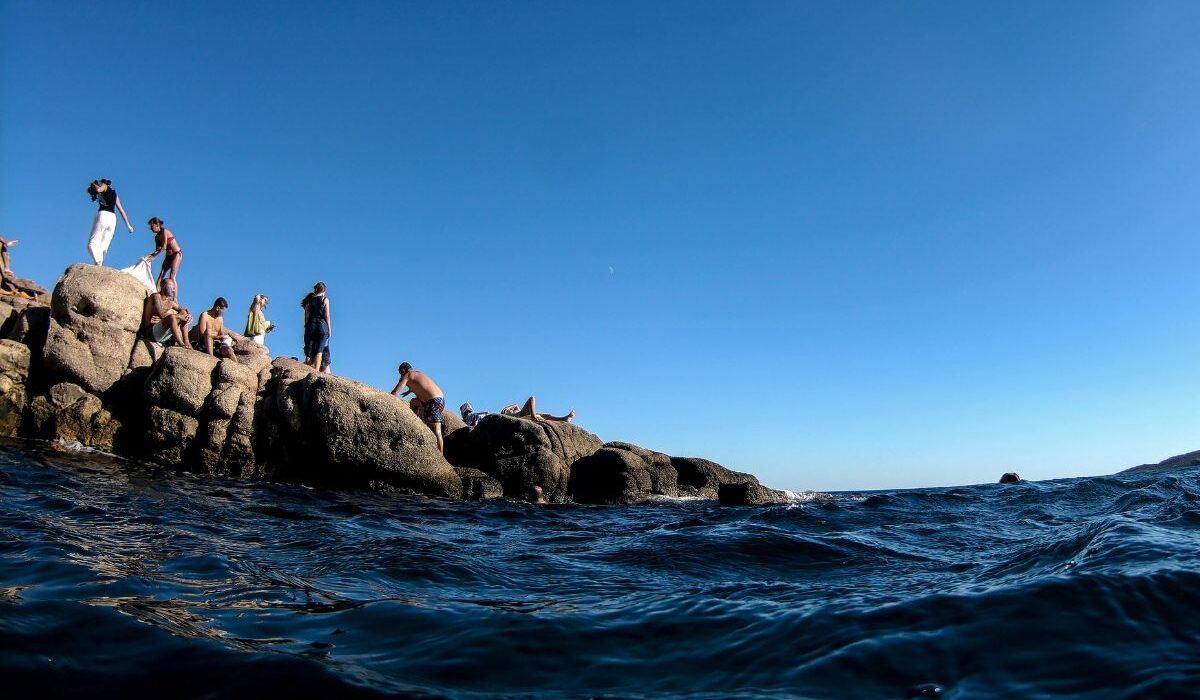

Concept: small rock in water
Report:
left=999, top=472, right=1022, bottom=484
left=908, top=683, right=944, bottom=698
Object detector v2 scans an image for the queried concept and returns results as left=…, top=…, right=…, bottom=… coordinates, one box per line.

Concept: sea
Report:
left=2, top=440, right=1199, bottom=699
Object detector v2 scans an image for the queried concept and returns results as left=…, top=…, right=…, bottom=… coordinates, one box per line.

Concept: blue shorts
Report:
left=304, top=320, right=329, bottom=360
left=418, top=397, right=445, bottom=425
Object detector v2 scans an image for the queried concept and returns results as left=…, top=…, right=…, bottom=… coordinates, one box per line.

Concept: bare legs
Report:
left=157, top=252, right=182, bottom=299
left=506, top=397, right=574, bottom=422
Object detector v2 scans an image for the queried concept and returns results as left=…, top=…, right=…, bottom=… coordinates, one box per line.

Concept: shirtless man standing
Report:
left=189, top=297, right=240, bottom=358
left=141, top=277, right=192, bottom=346
left=390, top=362, right=446, bottom=454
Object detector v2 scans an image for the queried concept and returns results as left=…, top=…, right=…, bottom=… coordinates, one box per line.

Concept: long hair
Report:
left=87, top=179, right=111, bottom=201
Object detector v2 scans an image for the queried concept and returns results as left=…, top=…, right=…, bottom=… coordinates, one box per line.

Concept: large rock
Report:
left=718, top=481, right=791, bottom=506
left=260, top=359, right=460, bottom=496
left=42, top=264, right=147, bottom=394
left=0, top=340, right=31, bottom=436
left=570, top=442, right=679, bottom=503
left=28, top=382, right=121, bottom=449
left=446, top=414, right=604, bottom=502
left=671, top=456, right=761, bottom=499
left=144, top=347, right=219, bottom=415
left=455, top=467, right=504, bottom=500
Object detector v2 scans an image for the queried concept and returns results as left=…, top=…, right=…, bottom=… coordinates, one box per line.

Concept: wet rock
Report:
left=260, top=359, right=460, bottom=496
left=142, top=406, right=200, bottom=467
left=998, top=472, right=1022, bottom=484
left=28, top=382, right=120, bottom=450
left=672, top=456, right=760, bottom=499
left=447, top=414, right=604, bottom=502
left=717, top=481, right=790, bottom=506
left=570, top=442, right=678, bottom=504
left=0, top=339, right=30, bottom=436
left=455, top=467, right=504, bottom=499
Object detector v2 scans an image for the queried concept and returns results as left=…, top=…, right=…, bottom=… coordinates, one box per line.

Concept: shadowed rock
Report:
left=718, top=481, right=791, bottom=506
left=260, top=359, right=460, bottom=496
left=446, top=414, right=604, bottom=502
left=0, top=340, right=30, bottom=437
left=998, top=472, right=1022, bottom=484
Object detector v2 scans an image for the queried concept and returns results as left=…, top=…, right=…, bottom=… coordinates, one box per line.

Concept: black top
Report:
left=96, top=188, right=117, bottom=213
left=306, top=294, right=327, bottom=322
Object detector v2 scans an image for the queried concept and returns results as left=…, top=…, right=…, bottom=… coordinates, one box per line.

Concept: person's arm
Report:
left=323, top=298, right=331, bottom=339
left=147, top=230, right=168, bottom=261
left=0, top=238, right=16, bottom=247
left=390, top=378, right=408, bottom=396
left=115, top=196, right=134, bottom=233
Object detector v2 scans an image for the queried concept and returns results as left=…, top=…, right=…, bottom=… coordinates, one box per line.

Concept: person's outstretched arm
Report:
left=115, top=196, right=134, bottom=233
left=390, top=378, right=408, bottom=396
left=323, top=298, right=332, bottom=339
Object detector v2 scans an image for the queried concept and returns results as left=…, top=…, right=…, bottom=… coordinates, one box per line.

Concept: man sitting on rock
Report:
left=140, top=277, right=192, bottom=347
left=391, top=362, right=446, bottom=454
left=189, top=297, right=240, bottom=359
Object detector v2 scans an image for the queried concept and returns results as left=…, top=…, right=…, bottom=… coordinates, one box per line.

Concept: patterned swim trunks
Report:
left=419, top=397, right=445, bottom=424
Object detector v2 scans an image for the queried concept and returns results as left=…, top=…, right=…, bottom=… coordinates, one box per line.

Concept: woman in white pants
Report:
left=85, top=179, right=133, bottom=265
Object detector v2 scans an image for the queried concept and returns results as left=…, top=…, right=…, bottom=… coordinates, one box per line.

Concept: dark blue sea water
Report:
left=2, top=441, right=1200, bottom=699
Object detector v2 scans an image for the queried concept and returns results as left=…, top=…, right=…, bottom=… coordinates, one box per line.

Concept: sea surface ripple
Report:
left=2, top=441, right=1200, bottom=699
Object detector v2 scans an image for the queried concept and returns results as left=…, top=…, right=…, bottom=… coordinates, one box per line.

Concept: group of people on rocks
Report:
left=84, top=177, right=573, bottom=454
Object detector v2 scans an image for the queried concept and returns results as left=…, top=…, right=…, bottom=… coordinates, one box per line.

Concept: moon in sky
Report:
left=608, top=266, right=615, bottom=275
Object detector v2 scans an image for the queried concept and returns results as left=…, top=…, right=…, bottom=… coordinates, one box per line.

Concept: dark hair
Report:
left=147, top=217, right=164, bottom=227
left=87, top=179, right=111, bottom=201
left=214, top=297, right=228, bottom=309
left=398, top=362, right=412, bottom=374
left=300, top=292, right=312, bottom=308
left=313, top=281, right=326, bottom=294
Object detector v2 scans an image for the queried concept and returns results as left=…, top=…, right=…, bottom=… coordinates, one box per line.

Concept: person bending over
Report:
left=189, top=297, right=240, bottom=358
left=141, top=277, right=192, bottom=347
left=391, top=362, right=446, bottom=453
left=144, top=217, right=183, bottom=295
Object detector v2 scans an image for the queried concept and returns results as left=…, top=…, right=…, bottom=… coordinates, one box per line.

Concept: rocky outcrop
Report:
left=259, top=359, right=461, bottom=495
left=28, top=382, right=120, bottom=449
left=717, top=481, right=791, bottom=506
left=0, top=264, right=784, bottom=504
left=0, top=340, right=30, bottom=437
left=445, top=414, right=604, bottom=502
left=1121, top=450, right=1200, bottom=474
left=43, top=264, right=147, bottom=395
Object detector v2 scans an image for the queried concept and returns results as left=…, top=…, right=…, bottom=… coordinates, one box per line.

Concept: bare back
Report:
left=403, top=370, right=443, bottom=402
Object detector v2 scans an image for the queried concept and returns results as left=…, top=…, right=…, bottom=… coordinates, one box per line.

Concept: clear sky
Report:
left=3, top=1, right=1200, bottom=492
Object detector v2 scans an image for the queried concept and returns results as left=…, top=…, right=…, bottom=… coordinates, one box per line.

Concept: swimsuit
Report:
left=418, top=397, right=445, bottom=424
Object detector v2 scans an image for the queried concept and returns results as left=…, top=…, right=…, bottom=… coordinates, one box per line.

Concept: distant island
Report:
left=0, top=264, right=789, bottom=505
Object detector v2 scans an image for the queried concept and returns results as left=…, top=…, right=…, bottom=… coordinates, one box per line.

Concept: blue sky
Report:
left=3, top=1, right=1200, bottom=491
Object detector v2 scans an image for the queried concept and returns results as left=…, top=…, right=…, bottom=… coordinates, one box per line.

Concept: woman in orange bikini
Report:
left=145, top=217, right=183, bottom=295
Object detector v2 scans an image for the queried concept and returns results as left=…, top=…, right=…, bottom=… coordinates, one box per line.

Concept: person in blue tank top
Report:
left=300, top=282, right=331, bottom=370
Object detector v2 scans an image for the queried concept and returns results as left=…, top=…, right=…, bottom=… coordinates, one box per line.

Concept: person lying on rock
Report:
left=500, top=397, right=575, bottom=423
left=189, top=297, right=242, bottom=359
left=141, top=277, right=192, bottom=347
left=390, top=362, right=446, bottom=454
